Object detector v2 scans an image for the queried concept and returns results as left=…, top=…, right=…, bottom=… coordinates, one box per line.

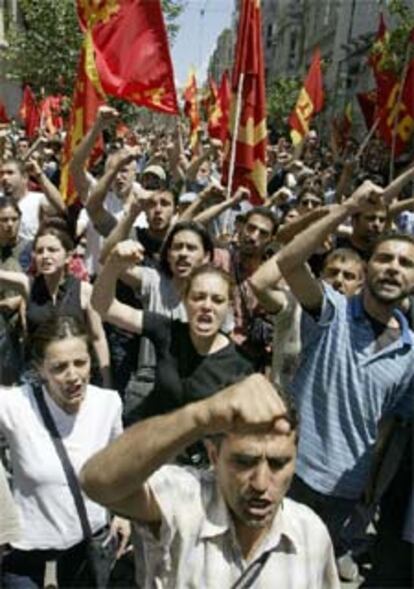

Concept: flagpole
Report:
left=356, top=117, right=380, bottom=160
left=389, top=41, right=412, bottom=182
left=224, top=73, right=245, bottom=235
left=227, top=73, right=245, bottom=200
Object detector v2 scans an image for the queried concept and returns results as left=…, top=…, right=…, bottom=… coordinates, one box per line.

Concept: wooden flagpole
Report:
left=356, top=117, right=380, bottom=160
left=224, top=73, right=245, bottom=234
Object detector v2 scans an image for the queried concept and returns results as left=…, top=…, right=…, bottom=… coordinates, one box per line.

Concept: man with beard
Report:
left=276, top=179, right=414, bottom=560
left=229, top=207, right=278, bottom=370
left=336, top=206, right=387, bottom=261
left=81, top=374, right=340, bottom=588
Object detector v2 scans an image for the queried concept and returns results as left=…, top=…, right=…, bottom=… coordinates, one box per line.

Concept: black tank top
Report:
left=26, top=274, right=85, bottom=334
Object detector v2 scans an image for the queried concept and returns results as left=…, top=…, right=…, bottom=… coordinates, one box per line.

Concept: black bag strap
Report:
left=230, top=546, right=277, bottom=589
left=32, top=385, right=93, bottom=540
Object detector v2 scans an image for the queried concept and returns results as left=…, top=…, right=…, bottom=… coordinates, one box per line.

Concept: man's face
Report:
left=209, top=432, right=296, bottom=530
left=353, top=210, right=387, bottom=245
left=240, top=214, right=274, bottom=256
left=0, top=206, right=20, bottom=246
left=0, top=163, right=26, bottom=198
left=297, top=191, right=323, bottom=214
left=367, top=239, right=414, bottom=304
left=146, top=191, right=175, bottom=234
left=322, top=257, right=364, bottom=297
left=141, top=172, right=164, bottom=191
left=113, top=161, right=136, bottom=199
left=167, top=229, right=209, bottom=279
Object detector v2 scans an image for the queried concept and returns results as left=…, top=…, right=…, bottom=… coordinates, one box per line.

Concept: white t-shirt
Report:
left=77, top=179, right=147, bottom=276
left=0, top=383, right=122, bottom=550
left=17, top=191, right=47, bottom=241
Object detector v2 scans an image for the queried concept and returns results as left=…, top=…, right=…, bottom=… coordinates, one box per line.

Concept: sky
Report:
left=171, top=0, right=234, bottom=89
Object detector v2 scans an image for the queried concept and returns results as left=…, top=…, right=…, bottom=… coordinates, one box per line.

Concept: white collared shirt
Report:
left=134, top=465, right=340, bottom=588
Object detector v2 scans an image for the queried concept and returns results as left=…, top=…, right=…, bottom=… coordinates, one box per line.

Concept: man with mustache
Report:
left=81, top=374, right=340, bottom=588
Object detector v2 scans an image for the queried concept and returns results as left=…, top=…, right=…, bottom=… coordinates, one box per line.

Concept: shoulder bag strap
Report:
left=32, top=385, right=93, bottom=540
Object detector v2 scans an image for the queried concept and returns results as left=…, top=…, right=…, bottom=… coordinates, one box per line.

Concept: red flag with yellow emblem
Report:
left=217, top=70, right=231, bottom=144
left=206, top=77, right=221, bottom=140
left=183, top=69, right=201, bottom=150
left=60, top=37, right=105, bottom=204
left=368, top=14, right=414, bottom=155
left=221, top=0, right=267, bottom=204
left=77, top=0, right=178, bottom=115
left=289, top=48, right=324, bottom=145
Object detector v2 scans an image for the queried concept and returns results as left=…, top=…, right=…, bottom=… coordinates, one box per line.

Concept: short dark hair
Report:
left=244, top=207, right=278, bottom=233
left=0, top=196, right=21, bottom=217
left=159, top=220, right=214, bottom=277
left=324, top=247, right=364, bottom=269
left=370, top=231, right=414, bottom=257
left=1, top=158, right=27, bottom=177
left=184, top=263, right=233, bottom=299
left=29, top=316, right=89, bottom=366
left=34, top=225, right=74, bottom=253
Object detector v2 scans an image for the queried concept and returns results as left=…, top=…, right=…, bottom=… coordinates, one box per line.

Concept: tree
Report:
left=266, top=77, right=301, bottom=136
left=4, top=0, right=185, bottom=97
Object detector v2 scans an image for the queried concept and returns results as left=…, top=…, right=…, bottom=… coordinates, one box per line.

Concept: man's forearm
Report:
left=80, top=401, right=204, bottom=505
left=278, top=203, right=352, bottom=275
left=100, top=209, right=137, bottom=263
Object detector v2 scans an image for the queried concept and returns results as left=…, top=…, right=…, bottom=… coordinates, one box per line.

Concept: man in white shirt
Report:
left=0, top=159, right=46, bottom=241
left=81, top=374, right=340, bottom=588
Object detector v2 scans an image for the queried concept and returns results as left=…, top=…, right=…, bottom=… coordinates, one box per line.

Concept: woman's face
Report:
left=185, top=273, right=230, bottom=339
left=34, top=234, right=69, bottom=275
left=38, top=336, right=91, bottom=414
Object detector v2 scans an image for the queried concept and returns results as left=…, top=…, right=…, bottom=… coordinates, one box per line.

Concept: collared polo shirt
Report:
left=290, top=284, right=414, bottom=500
left=134, top=465, right=339, bottom=588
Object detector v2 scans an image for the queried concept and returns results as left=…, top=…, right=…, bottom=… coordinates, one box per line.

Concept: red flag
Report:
left=39, top=95, right=64, bottom=136
left=19, top=86, right=40, bottom=138
left=60, top=36, right=105, bottom=205
left=77, top=0, right=178, bottom=115
left=289, top=48, right=324, bottom=145
left=206, top=77, right=221, bottom=140
left=183, top=69, right=201, bottom=150
left=217, top=70, right=230, bottom=144
left=379, top=60, right=414, bottom=155
left=221, top=0, right=267, bottom=204
left=0, top=100, right=9, bottom=124
left=357, top=90, right=378, bottom=130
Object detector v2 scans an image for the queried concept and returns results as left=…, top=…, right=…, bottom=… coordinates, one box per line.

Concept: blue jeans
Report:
left=1, top=540, right=94, bottom=588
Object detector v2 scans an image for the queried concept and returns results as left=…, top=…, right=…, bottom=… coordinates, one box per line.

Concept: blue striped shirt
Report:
left=289, top=284, right=414, bottom=499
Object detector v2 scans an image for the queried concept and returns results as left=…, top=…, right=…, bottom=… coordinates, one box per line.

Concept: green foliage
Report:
left=374, top=0, right=414, bottom=75
left=266, top=77, right=301, bottom=133
left=4, top=0, right=185, bottom=99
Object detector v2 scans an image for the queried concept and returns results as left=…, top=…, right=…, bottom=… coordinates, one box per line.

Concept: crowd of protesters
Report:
left=0, top=107, right=412, bottom=588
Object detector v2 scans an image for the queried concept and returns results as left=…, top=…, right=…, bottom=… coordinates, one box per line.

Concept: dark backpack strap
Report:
left=230, top=547, right=277, bottom=589
left=32, top=385, right=92, bottom=540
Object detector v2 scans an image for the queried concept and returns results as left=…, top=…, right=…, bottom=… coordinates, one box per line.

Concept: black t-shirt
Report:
left=141, top=312, right=254, bottom=416
left=335, top=235, right=371, bottom=261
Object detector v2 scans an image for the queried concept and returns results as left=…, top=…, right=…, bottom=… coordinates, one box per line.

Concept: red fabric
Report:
left=217, top=70, right=230, bottom=144
left=289, top=48, right=324, bottom=143
left=39, top=95, right=64, bottom=136
left=77, top=0, right=178, bottom=114
left=60, top=41, right=105, bottom=205
left=206, top=77, right=221, bottom=140
left=183, top=70, right=201, bottom=149
left=19, top=86, right=40, bottom=138
left=0, top=100, right=9, bottom=123
left=221, top=0, right=267, bottom=204
left=357, top=90, right=377, bottom=130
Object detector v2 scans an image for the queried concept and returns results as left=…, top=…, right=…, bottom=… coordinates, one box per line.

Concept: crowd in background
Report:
left=0, top=107, right=412, bottom=588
